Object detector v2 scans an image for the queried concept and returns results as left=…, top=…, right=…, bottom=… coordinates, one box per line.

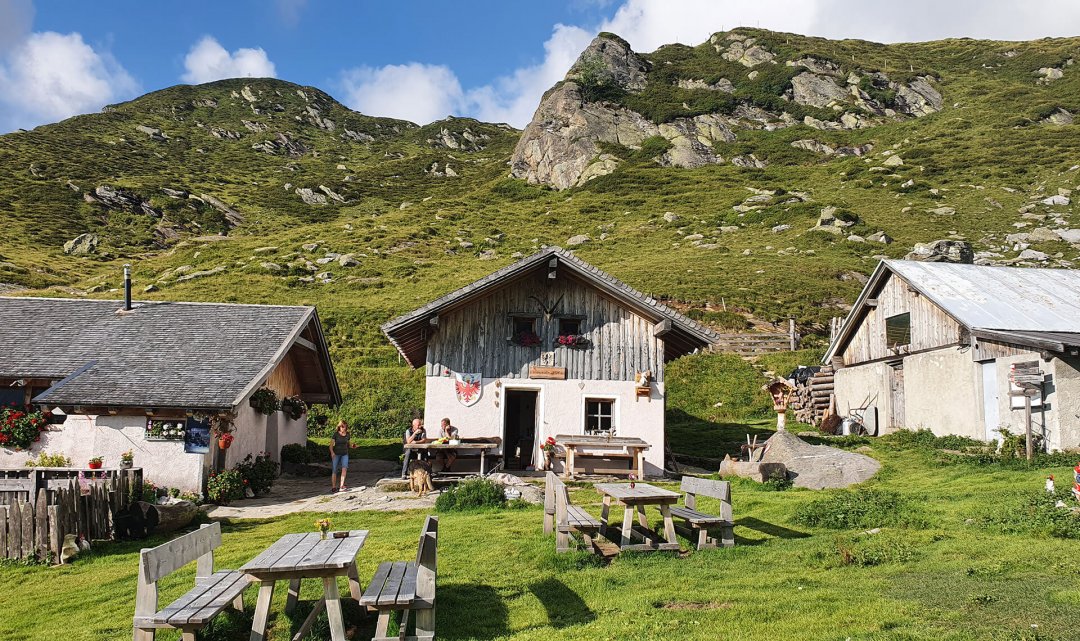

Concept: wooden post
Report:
left=789, top=318, right=797, bottom=351
left=1025, top=393, right=1033, bottom=462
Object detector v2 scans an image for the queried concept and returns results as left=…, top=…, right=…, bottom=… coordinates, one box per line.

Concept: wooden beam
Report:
left=428, top=315, right=439, bottom=327
left=293, top=336, right=317, bottom=352
left=654, top=319, right=672, bottom=337
left=864, top=298, right=878, bottom=307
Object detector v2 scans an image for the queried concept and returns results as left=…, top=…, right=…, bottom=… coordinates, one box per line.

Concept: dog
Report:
left=408, top=459, right=434, bottom=497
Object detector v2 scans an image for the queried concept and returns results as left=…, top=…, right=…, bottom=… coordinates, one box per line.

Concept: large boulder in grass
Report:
left=760, top=431, right=880, bottom=489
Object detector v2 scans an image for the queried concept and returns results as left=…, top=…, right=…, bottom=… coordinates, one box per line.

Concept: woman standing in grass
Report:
left=330, top=420, right=350, bottom=493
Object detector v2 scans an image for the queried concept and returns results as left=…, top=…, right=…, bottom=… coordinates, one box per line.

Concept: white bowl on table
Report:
left=448, top=439, right=461, bottom=446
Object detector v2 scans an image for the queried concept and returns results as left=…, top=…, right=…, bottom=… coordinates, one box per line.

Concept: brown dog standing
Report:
left=408, top=459, right=434, bottom=496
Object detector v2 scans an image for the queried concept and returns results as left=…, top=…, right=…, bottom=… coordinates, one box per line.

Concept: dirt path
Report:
left=205, top=459, right=439, bottom=519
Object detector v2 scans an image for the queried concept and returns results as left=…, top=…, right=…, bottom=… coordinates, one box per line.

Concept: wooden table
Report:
left=241, top=530, right=368, bottom=641
left=595, top=483, right=680, bottom=552
left=400, top=441, right=500, bottom=478
left=556, top=435, right=650, bottom=479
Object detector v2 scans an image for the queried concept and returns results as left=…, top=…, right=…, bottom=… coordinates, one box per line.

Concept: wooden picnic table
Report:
left=595, top=483, right=681, bottom=552
left=400, top=441, right=500, bottom=478
left=555, top=435, right=650, bottom=479
left=240, top=530, right=369, bottom=641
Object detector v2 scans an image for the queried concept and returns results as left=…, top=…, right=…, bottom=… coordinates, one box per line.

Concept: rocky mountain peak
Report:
left=566, top=32, right=650, bottom=92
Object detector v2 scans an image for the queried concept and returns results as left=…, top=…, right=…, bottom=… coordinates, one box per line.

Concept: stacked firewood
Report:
left=791, top=365, right=835, bottom=427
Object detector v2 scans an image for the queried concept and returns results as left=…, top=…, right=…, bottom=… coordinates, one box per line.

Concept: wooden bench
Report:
left=669, top=476, right=735, bottom=550
left=360, top=515, right=438, bottom=641
left=133, top=522, right=252, bottom=640
left=544, top=472, right=601, bottom=553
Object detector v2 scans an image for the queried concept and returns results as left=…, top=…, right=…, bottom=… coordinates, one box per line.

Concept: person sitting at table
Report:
left=404, top=418, right=429, bottom=460
left=437, top=417, right=460, bottom=472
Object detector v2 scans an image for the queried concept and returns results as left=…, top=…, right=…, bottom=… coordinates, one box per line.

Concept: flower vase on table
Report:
left=316, top=518, right=332, bottom=540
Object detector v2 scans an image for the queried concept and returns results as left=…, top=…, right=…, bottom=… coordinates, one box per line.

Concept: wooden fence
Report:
left=706, top=320, right=800, bottom=358
left=0, top=468, right=142, bottom=563
left=0, top=467, right=142, bottom=506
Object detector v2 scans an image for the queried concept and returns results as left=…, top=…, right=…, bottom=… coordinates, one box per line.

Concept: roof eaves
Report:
left=229, top=306, right=317, bottom=408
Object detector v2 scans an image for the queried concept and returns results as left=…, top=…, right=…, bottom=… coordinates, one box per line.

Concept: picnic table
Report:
left=595, top=482, right=680, bottom=552
left=241, top=530, right=369, bottom=641
left=400, top=441, right=500, bottom=478
left=556, top=435, right=650, bottom=479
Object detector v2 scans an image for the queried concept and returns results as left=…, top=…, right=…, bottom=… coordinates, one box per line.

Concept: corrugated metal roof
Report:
left=886, top=260, right=1080, bottom=332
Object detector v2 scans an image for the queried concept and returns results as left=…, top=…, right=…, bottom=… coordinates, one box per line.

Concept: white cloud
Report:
left=0, top=31, right=138, bottom=131
left=181, top=36, right=276, bottom=84
left=339, top=63, right=464, bottom=125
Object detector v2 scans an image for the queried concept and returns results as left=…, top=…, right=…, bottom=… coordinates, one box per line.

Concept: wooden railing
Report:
left=0, top=468, right=142, bottom=562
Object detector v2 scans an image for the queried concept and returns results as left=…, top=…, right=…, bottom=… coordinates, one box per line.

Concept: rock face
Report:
left=760, top=431, right=881, bottom=490
left=905, top=239, right=975, bottom=264
left=511, top=32, right=943, bottom=190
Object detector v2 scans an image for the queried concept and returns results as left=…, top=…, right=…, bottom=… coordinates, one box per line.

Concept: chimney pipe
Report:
left=123, top=264, right=132, bottom=311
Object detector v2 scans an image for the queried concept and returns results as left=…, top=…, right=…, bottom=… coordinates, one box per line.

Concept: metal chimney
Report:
left=123, top=264, right=132, bottom=311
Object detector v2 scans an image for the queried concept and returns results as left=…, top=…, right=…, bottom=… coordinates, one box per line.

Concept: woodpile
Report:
left=791, top=365, right=835, bottom=428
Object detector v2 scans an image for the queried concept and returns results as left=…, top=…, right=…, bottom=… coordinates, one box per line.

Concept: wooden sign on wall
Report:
left=529, top=366, right=566, bottom=380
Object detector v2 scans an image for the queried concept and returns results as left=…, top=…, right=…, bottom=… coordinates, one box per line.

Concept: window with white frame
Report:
left=585, top=398, right=615, bottom=435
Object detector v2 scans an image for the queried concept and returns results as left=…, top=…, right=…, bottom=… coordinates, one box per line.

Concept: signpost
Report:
left=1009, top=361, right=1043, bottom=462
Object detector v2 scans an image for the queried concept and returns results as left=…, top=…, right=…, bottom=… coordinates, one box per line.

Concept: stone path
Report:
left=205, top=459, right=440, bottom=520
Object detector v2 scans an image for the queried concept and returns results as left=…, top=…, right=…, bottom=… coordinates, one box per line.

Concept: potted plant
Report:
left=119, top=450, right=134, bottom=469
left=557, top=334, right=590, bottom=349
left=316, top=518, right=332, bottom=540
left=280, top=395, right=307, bottom=421
left=540, top=437, right=558, bottom=471
left=211, top=411, right=236, bottom=450
left=88, top=456, right=103, bottom=470
left=249, top=388, right=279, bottom=415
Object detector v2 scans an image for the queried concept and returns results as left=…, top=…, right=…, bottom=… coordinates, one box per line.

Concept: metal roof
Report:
left=887, top=260, right=1080, bottom=332
left=825, top=260, right=1080, bottom=362
left=381, top=246, right=719, bottom=368
left=0, top=297, right=341, bottom=409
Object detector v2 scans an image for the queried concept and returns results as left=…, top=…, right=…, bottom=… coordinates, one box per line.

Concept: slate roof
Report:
left=0, top=297, right=339, bottom=409
left=826, top=260, right=1080, bottom=361
left=382, top=246, right=719, bottom=368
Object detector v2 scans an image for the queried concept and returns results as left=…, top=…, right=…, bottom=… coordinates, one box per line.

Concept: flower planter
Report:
left=218, top=437, right=233, bottom=450
left=119, top=460, right=133, bottom=470
left=88, top=461, right=103, bottom=470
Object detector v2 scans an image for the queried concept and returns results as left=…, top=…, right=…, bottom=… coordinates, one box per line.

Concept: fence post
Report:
left=0, top=505, right=7, bottom=559
left=789, top=318, right=797, bottom=351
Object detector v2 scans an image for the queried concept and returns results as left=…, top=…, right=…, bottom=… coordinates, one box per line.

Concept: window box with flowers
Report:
left=557, top=334, right=591, bottom=349
left=508, top=314, right=541, bottom=347
left=145, top=419, right=186, bottom=441
left=0, top=404, right=51, bottom=450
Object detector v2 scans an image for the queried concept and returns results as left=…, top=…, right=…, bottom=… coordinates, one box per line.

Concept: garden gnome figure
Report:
left=765, top=380, right=795, bottom=431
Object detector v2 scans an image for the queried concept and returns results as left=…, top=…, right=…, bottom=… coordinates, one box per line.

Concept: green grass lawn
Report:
left=3, top=435, right=1079, bottom=640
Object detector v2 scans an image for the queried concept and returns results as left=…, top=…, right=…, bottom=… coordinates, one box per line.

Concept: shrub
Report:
left=206, top=470, right=245, bottom=504
left=281, top=443, right=312, bottom=466
left=761, top=469, right=793, bottom=491
left=794, top=489, right=917, bottom=530
left=140, top=481, right=161, bottom=504
left=25, top=451, right=71, bottom=467
left=833, top=531, right=920, bottom=566
left=249, top=388, right=279, bottom=415
left=435, top=477, right=507, bottom=512
left=0, top=405, right=50, bottom=450
left=234, top=453, right=278, bottom=495
left=879, top=429, right=983, bottom=451
left=977, top=488, right=1080, bottom=539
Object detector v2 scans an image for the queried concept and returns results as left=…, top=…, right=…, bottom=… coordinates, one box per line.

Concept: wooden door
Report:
left=889, top=362, right=905, bottom=428
left=981, top=361, right=1000, bottom=442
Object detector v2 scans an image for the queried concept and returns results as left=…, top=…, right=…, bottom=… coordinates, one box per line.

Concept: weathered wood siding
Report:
left=971, top=337, right=1034, bottom=362
left=841, top=272, right=963, bottom=366
left=425, top=272, right=665, bottom=382
left=266, top=351, right=302, bottom=398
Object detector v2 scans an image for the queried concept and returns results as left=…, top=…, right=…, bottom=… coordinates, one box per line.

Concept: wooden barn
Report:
left=382, top=246, right=718, bottom=475
left=825, top=260, right=1080, bottom=450
left=0, top=296, right=339, bottom=492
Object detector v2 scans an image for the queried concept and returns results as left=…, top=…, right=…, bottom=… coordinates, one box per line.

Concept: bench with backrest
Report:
left=670, top=476, right=735, bottom=550
left=132, top=522, right=252, bottom=641
left=360, top=515, right=438, bottom=641
left=544, top=471, right=601, bottom=553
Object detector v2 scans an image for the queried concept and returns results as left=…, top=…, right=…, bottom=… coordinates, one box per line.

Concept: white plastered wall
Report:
left=424, top=376, right=667, bottom=475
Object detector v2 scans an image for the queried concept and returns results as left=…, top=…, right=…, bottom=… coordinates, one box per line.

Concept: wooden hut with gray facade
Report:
left=826, top=260, right=1080, bottom=450
left=382, top=246, right=718, bottom=475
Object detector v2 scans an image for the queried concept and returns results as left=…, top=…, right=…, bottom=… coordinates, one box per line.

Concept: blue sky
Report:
left=3, top=0, right=1080, bottom=132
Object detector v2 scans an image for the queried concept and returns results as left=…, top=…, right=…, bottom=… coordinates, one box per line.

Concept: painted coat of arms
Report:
left=454, top=372, right=483, bottom=406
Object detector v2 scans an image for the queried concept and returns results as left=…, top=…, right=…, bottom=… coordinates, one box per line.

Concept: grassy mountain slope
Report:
left=2, top=29, right=1080, bottom=432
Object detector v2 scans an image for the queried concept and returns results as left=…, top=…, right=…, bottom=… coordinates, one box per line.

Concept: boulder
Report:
left=925, top=206, right=956, bottom=216
left=338, top=254, right=360, bottom=267
left=296, top=188, right=327, bottom=205
left=1041, top=194, right=1070, bottom=206
left=663, top=212, right=681, bottom=223
left=1056, top=229, right=1080, bottom=244
left=867, top=231, right=893, bottom=244
left=63, top=233, right=99, bottom=256
left=882, top=154, right=904, bottom=167
left=1018, top=249, right=1049, bottom=261
left=485, top=472, right=544, bottom=504
left=1045, top=108, right=1074, bottom=125
left=791, top=72, right=849, bottom=108
left=760, top=431, right=880, bottom=489
left=136, top=125, right=167, bottom=141
left=567, top=234, right=590, bottom=247
left=893, top=77, right=943, bottom=116
left=905, top=239, right=974, bottom=264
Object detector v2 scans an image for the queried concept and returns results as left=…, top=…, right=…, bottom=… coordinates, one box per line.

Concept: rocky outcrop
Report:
left=85, top=185, right=158, bottom=216
left=791, top=72, right=849, bottom=108
left=905, top=240, right=975, bottom=264
left=63, top=233, right=99, bottom=255
left=712, top=33, right=776, bottom=67
left=567, top=32, right=649, bottom=92
left=792, top=139, right=873, bottom=157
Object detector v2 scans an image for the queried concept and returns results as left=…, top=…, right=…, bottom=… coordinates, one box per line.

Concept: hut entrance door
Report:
left=889, top=362, right=906, bottom=428
left=981, top=361, right=1001, bottom=442
left=504, top=389, right=538, bottom=470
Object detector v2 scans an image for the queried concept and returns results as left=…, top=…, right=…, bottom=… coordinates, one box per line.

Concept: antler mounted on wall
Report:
left=528, top=294, right=564, bottom=320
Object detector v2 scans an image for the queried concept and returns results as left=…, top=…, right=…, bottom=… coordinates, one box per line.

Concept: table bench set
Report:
left=133, top=517, right=439, bottom=641
left=544, top=473, right=734, bottom=555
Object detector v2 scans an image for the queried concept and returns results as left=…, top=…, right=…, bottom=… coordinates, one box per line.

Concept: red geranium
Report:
left=0, top=405, right=50, bottom=451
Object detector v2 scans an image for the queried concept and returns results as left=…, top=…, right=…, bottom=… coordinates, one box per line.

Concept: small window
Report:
left=585, top=399, right=615, bottom=435
left=885, top=312, right=911, bottom=347
left=557, top=317, right=582, bottom=338
left=511, top=316, right=536, bottom=335
left=0, top=387, right=25, bottom=407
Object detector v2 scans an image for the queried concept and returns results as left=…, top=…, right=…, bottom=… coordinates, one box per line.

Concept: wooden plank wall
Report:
left=0, top=470, right=139, bottom=562
left=971, top=337, right=1036, bottom=362
left=841, top=273, right=964, bottom=366
left=426, top=271, right=665, bottom=382
left=266, top=350, right=303, bottom=398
